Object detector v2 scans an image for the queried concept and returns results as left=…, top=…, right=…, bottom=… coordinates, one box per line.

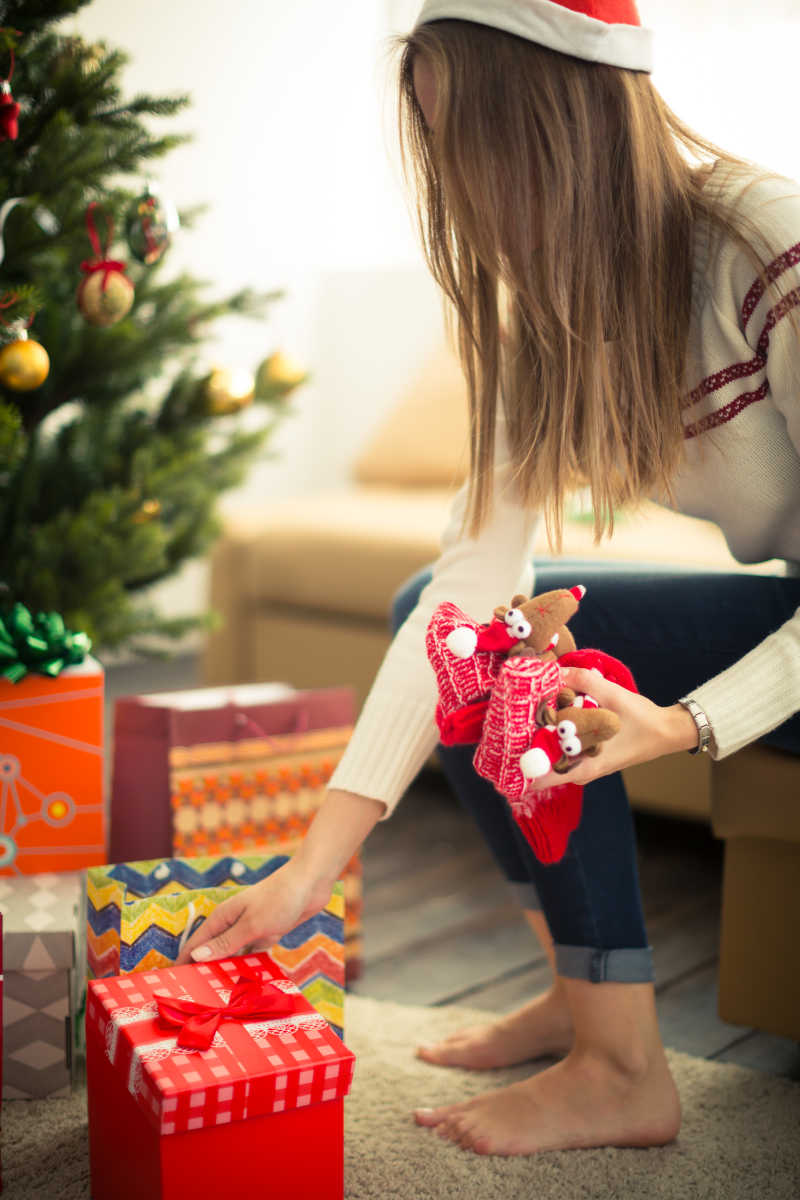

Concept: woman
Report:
left=182, top=0, right=800, bottom=1156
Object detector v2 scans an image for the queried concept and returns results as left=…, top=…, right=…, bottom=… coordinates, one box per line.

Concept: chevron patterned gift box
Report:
left=86, top=854, right=345, bottom=1037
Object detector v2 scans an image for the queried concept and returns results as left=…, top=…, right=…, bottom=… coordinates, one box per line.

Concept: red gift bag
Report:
left=110, top=683, right=354, bottom=863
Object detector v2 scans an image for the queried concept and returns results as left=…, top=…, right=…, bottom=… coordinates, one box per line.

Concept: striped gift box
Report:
left=86, top=854, right=345, bottom=1038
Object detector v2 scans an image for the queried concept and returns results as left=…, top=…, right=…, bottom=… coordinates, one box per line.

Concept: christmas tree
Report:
left=0, top=2, right=303, bottom=653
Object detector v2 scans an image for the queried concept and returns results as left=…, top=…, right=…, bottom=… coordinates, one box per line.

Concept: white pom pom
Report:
left=446, top=626, right=478, bottom=659
left=520, top=747, right=551, bottom=780
left=230, top=861, right=246, bottom=877
left=154, top=863, right=170, bottom=880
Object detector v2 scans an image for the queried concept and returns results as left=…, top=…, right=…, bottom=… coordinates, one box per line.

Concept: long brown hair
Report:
left=397, top=19, right=786, bottom=544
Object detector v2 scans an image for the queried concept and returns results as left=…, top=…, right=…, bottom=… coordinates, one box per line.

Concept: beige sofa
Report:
left=203, top=345, right=799, bottom=1039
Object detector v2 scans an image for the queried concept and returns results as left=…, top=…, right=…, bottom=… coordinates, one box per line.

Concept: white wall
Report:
left=70, top=0, right=800, bottom=635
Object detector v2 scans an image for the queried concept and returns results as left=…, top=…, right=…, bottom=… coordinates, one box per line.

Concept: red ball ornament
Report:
left=0, top=80, right=19, bottom=141
left=0, top=38, right=20, bottom=142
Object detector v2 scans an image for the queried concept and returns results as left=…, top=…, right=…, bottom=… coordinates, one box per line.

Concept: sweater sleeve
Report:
left=327, top=415, right=540, bottom=816
left=687, top=180, right=800, bottom=757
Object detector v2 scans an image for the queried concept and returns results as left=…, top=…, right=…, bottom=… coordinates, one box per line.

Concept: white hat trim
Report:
left=414, top=0, right=653, bottom=73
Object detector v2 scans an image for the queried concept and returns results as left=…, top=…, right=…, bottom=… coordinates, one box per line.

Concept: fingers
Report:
left=176, top=892, right=259, bottom=965
left=558, top=665, right=616, bottom=703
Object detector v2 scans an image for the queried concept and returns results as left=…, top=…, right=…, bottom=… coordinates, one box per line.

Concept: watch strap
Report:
left=680, top=697, right=712, bottom=755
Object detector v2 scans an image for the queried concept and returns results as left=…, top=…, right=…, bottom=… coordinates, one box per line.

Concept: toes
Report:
left=416, top=1043, right=447, bottom=1063
left=414, top=1104, right=455, bottom=1126
left=416, top=1041, right=464, bottom=1065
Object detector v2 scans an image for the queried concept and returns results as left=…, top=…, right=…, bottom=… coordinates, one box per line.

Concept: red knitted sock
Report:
left=425, top=602, right=507, bottom=739
left=510, top=783, right=584, bottom=865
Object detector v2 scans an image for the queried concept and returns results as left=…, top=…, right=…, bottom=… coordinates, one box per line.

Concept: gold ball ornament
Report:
left=0, top=335, right=50, bottom=391
left=204, top=366, right=256, bottom=415
left=132, top=498, right=162, bottom=524
left=77, top=269, right=135, bottom=327
left=256, top=351, right=307, bottom=394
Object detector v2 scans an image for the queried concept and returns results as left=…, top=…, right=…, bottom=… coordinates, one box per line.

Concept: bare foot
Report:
left=413, top=1046, right=681, bottom=1155
left=416, top=984, right=573, bottom=1070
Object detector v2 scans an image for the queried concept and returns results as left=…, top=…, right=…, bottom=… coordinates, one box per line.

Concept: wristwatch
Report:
left=680, top=698, right=712, bottom=755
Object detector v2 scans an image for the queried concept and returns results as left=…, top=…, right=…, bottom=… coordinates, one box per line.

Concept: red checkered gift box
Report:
left=86, top=953, right=355, bottom=1200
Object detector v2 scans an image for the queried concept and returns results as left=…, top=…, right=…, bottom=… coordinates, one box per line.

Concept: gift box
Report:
left=110, top=682, right=363, bottom=976
left=0, top=871, right=83, bottom=1097
left=86, top=854, right=345, bottom=1037
left=86, top=952, right=355, bottom=1200
left=0, top=657, right=105, bottom=874
left=1, top=912, right=3, bottom=1192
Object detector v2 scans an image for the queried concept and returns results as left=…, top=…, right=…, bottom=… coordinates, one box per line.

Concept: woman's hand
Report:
left=176, top=786, right=385, bottom=965
left=525, top=665, right=701, bottom=791
left=176, top=858, right=333, bottom=965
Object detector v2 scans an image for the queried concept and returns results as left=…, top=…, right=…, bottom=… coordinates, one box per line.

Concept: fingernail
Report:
left=415, top=1107, right=434, bottom=1115
left=191, top=945, right=212, bottom=961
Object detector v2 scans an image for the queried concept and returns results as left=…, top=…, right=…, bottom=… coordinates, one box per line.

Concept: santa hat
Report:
left=415, top=0, right=653, bottom=74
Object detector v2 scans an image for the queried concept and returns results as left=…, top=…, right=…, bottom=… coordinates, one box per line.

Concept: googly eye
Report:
left=504, top=607, right=521, bottom=627
left=512, top=617, right=531, bottom=639
left=560, top=736, right=583, bottom=757
left=557, top=719, right=577, bottom=738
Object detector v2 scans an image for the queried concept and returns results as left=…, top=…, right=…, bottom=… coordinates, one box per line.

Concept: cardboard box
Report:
left=0, top=871, right=83, bottom=1098
left=86, top=854, right=345, bottom=1037
left=86, top=953, right=355, bottom=1200
left=0, top=658, right=105, bottom=874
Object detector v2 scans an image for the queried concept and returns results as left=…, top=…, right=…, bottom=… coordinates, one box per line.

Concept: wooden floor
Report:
left=350, top=766, right=800, bottom=1080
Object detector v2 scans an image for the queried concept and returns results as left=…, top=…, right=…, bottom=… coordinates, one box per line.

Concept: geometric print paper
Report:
left=1, top=870, right=83, bottom=1098
left=0, top=660, right=105, bottom=875
left=167, top=727, right=362, bottom=976
left=86, top=854, right=345, bottom=1037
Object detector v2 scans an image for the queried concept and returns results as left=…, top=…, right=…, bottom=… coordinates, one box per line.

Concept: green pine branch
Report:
left=0, top=9, right=298, bottom=649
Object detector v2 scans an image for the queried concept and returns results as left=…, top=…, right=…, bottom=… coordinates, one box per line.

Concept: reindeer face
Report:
left=551, top=706, right=621, bottom=772
left=495, top=588, right=582, bottom=657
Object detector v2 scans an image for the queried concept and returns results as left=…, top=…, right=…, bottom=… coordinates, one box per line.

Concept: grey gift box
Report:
left=0, top=871, right=84, bottom=1099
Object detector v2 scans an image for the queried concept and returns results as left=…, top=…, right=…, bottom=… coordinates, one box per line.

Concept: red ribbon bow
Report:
left=155, top=964, right=299, bottom=1052
left=80, top=200, right=127, bottom=290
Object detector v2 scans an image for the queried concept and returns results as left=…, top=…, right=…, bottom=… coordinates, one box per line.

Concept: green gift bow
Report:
left=0, top=603, right=92, bottom=683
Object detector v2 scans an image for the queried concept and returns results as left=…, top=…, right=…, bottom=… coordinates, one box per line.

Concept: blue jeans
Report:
left=392, top=562, right=800, bottom=984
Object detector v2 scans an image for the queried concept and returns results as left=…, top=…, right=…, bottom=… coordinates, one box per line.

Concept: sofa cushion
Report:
left=352, top=345, right=470, bottom=488
left=228, top=486, right=456, bottom=621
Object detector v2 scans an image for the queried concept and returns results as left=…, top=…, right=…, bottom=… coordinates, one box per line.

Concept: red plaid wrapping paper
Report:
left=473, top=655, right=563, bottom=801
left=86, top=954, right=355, bottom=1136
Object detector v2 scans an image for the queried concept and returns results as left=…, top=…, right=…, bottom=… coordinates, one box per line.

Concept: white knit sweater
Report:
left=329, top=163, right=800, bottom=817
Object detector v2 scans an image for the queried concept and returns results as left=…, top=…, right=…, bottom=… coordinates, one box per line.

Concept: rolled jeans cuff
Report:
left=555, top=944, right=655, bottom=984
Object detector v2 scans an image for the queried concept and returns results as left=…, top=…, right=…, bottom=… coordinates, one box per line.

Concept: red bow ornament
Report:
left=155, top=964, right=299, bottom=1052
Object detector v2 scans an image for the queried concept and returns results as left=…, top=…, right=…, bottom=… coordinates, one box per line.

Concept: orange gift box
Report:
left=0, top=658, right=105, bottom=874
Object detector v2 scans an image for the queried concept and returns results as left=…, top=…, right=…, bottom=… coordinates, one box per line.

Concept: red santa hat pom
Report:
left=415, top=0, right=653, bottom=74
left=445, top=626, right=478, bottom=659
